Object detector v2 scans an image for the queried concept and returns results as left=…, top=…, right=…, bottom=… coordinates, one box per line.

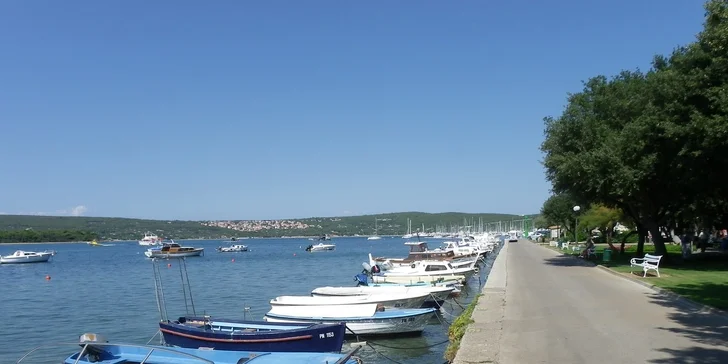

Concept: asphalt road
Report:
left=455, top=240, right=728, bottom=364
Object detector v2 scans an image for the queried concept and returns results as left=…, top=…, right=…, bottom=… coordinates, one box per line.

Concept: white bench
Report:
left=630, top=254, right=663, bottom=277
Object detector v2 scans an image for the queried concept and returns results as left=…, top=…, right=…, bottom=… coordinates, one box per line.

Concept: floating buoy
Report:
left=45, top=275, right=51, bottom=280
left=167, top=263, right=172, bottom=268
left=231, top=258, right=235, bottom=262
left=293, top=253, right=297, bottom=256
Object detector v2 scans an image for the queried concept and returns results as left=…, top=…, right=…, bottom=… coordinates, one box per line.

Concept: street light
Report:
left=573, top=206, right=581, bottom=243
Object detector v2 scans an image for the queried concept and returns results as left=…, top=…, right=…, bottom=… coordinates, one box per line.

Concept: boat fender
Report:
left=371, top=265, right=380, bottom=274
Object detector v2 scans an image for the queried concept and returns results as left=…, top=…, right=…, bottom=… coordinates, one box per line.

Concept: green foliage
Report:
left=0, top=215, right=241, bottom=241
left=533, top=215, right=548, bottom=229
left=0, top=229, right=98, bottom=244
left=540, top=0, right=728, bottom=255
left=580, top=205, right=623, bottom=243
left=540, top=193, right=579, bottom=235
left=291, top=212, right=523, bottom=237
left=444, top=294, right=480, bottom=362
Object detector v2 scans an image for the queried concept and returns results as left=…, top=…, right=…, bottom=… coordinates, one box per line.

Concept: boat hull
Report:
left=159, top=318, right=346, bottom=353
left=0, top=255, right=51, bottom=264
left=144, top=249, right=204, bottom=258
left=59, top=342, right=359, bottom=364
left=264, top=308, right=435, bottom=336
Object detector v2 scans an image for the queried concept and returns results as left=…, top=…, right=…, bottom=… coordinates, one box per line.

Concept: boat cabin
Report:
left=159, top=243, right=194, bottom=253
left=405, top=242, right=455, bottom=260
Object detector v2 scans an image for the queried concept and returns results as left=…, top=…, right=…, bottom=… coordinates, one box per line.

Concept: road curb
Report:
left=532, top=241, right=728, bottom=319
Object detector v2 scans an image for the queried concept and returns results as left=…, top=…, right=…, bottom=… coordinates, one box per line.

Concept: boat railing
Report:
left=16, top=342, right=217, bottom=364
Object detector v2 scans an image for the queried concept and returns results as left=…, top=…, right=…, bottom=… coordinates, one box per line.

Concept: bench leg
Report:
left=655, top=269, right=660, bottom=278
left=643, top=268, right=647, bottom=278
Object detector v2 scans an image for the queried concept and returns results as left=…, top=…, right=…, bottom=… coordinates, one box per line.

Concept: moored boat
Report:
left=264, top=303, right=436, bottom=336
left=159, top=316, right=347, bottom=353
left=311, top=285, right=454, bottom=308
left=217, top=244, right=248, bottom=252
left=0, top=250, right=53, bottom=264
left=270, top=292, right=430, bottom=309
left=305, top=243, right=335, bottom=252
left=145, top=242, right=204, bottom=258
left=138, top=232, right=162, bottom=246
left=16, top=333, right=362, bottom=364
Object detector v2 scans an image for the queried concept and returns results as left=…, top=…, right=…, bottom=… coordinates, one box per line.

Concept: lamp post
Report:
left=573, top=206, right=581, bottom=243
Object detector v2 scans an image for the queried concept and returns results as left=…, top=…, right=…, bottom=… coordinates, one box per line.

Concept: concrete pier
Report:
left=452, top=240, right=728, bottom=363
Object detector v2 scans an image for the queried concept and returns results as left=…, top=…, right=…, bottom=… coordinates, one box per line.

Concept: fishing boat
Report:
left=369, top=274, right=466, bottom=285
left=217, top=244, right=248, bottom=252
left=305, top=242, right=335, bottom=252
left=159, top=316, right=346, bottom=353
left=138, top=232, right=162, bottom=246
left=16, top=333, right=362, bottom=364
left=311, top=284, right=454, bottom=308
left=264, top=303, right=436, bottom=336
left=0, top=250, right=53, bottom=264
left=270, top=291, right=430, bottom=309
left=145, top=242, right=204, bottom=258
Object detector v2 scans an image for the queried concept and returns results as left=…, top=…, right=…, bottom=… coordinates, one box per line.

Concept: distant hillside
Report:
left=204, top=212, right=527, bottom=237
left=0, top=215, right=239, bottom=241
left=0, top=212, right=528, bottom=241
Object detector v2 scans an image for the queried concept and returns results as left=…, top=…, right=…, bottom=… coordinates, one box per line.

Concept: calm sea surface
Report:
left=0, top=237, right=499, bottom=364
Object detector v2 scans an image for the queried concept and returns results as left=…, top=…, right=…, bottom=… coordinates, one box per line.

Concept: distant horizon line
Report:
left=0, top=210, right=538, bottom=222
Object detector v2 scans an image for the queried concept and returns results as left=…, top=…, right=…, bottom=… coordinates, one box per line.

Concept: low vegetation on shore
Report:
left=444, top=293, right=481, bottom=362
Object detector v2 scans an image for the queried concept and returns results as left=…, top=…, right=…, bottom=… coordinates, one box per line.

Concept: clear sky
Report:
left=0, top=1, right=707, bottom=220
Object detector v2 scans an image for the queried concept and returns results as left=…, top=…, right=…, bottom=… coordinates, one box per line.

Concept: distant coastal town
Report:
left=202, top=220, right=316, bottom=232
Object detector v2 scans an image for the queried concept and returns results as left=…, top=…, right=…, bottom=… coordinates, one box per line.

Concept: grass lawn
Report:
left=543, top=242, right=728, bottom=310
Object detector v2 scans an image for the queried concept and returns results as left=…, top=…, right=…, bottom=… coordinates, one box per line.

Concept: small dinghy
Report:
left=159, top=316, right=346, bottom=353
left=0, top=250, right=53, bottom=264
left=16, top=333, right=362, bottom=364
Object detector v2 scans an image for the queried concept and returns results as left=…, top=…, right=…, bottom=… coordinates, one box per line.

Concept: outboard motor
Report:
left=354, top=273, right=369, bottom=286
left=361, top=262, right=372, bottom=272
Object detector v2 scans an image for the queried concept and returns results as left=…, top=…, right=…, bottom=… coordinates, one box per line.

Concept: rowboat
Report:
left=159, top=316, right=346, bottom=353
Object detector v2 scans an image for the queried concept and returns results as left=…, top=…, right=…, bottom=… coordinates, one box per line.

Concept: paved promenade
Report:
left=453, top=240, right=728, bottom=364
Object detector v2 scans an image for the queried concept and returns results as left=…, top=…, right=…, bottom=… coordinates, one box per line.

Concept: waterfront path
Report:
left=453, top=240, right=728, bottom=364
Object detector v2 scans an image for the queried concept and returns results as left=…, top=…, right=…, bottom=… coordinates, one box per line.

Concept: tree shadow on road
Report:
left=647, top=291, right=728, bottom=362
left=649, top=347, right=728, bottom=363
left=541, top=254, right=596, bottom=267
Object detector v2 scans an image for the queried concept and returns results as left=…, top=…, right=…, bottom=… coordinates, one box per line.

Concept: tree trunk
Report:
left=646, top=220, right=668, bottom=256
left=619, top=230, right=636, bottom=254
left=636, top=224, right=647, bottom=257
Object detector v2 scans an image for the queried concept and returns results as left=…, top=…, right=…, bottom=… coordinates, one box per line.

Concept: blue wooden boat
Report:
left=15, top=334, right=362, bottom=364
left=159, top=316, right=346, bottom=353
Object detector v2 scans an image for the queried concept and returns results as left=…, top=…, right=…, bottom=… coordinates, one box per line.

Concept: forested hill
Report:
left=0, top=212, right=526, bottom=241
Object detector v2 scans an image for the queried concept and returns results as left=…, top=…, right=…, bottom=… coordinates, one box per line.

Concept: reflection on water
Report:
left=1, top=237, right=499, bottom=363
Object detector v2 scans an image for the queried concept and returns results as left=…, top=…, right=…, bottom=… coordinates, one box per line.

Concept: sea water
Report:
left=0, top=237, right=498, bottom=363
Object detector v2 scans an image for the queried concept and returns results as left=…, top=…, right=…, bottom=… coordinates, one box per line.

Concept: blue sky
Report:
left=0, top=1, right=707, bottom=220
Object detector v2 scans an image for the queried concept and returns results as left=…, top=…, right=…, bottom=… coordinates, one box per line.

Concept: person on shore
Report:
left=580, top=237, right=595, bottom=259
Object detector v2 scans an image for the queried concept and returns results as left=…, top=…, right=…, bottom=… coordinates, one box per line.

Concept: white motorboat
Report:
left=366, top=236, right=382, bottom=240
left=311, top=285, right=454, bottom=308
left=0, top=250, right=53, bottom=264
left=305, top=243, right=335, bottom=252
left=367, top=218, right=382, bottom=240
left=264, top=303, right=436, bottom=336
left=138, top=232, right=162, bottom=246
left=269, top=291, right=430, bottom=309
left=370, top=274, right=466, bottom=285
left=144, top=242, right=204, bottom=258
left=367, top=254, right=477, bottom=281
left=217, top=244, right=248, bottom=252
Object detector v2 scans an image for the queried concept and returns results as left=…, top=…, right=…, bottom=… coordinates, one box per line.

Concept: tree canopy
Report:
left=541, top=0, right=728, bottom=255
